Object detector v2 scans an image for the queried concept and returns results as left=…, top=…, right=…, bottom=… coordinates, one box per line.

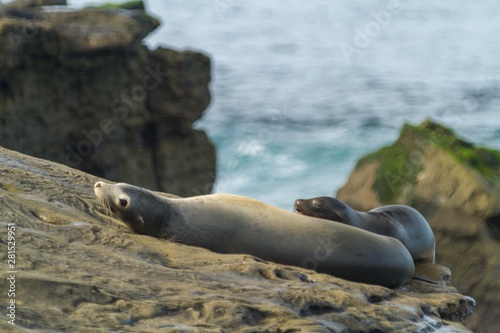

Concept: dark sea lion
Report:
left=294, top=197, right=435, bottom=263
left=94, top=181, right=415, bottom=288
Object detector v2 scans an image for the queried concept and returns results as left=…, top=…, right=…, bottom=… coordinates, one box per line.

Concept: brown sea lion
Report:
left=294, top=196, right=435, bottom=263
left=94, top=182, right=415, bottom=288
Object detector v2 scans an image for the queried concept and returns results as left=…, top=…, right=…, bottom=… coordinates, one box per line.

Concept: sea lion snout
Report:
left=94, top=181, right=105, bottom=197
left=293, top=197, right=353, bottom=223
left=294, top=199, right=306, bottom=215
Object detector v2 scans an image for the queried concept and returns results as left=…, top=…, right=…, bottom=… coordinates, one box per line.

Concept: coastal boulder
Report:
left=0, top=145, right=475, bottom=332
left=337, top=120, right=500, bottom=332
left=0, top=2, right=215, bottom=197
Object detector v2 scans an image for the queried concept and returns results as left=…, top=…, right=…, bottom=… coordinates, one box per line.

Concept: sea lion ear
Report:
left=138, top=217, right=145, bottom=225
left=312, top=199, right=321, bottom=208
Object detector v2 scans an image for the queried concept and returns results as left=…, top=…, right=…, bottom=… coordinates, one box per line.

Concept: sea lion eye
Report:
left=119, top=199, right=128, bottom=207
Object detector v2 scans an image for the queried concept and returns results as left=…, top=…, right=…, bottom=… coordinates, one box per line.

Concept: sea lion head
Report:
left=294, top=196, right=349, bottom=223
left=94, top=181, right=171, bottom=236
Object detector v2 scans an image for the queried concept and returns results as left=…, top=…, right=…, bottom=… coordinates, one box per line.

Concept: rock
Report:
left=0, top=4, right=214, bottom=197
left=2, top=0, right=66, bottom=9
left=0, top=146, right=474, bottom=332
left=337, top=119, right=500, bottom=332
left=48, top=9, right=159, bottom=53
left=97, top=1, right=146, bottom=11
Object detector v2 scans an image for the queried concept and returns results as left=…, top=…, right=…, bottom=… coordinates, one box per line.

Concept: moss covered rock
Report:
left=339, top=119, right=500, bottom=218
left=98, top=1, right=146, bottom=11
left=337, top=120, right=500, bottom=332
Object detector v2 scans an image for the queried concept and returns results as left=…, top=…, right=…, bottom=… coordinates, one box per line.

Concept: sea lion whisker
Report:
left=96, top=195, right=113, bottom=217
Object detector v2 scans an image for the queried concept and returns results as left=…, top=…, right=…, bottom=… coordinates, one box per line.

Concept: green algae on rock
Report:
left=341, top=119, right=500, bottom=217
left=414, top=120, right=500, bottom=180
left=356, top=142, right=423, bottom=205
left=97, top=1, right=146, bottom=11
left=337, top=120, right=500, bottom=332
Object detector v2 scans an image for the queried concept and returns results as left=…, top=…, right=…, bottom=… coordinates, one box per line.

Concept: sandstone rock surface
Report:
left=337, top=120, right=500, bottom=332
left=0, top=3, right=215, bottom=197
left=0, top=146, right=474, bottom=332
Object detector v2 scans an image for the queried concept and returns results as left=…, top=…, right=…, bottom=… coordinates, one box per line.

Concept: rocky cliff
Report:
left=0, top=2, right=215, bottom=197
left=0, top=145, right=475, bottom=332
left=337, top=120, right=500, bottom=332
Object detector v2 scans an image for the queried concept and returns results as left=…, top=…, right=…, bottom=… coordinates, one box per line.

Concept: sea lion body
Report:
left=95, top=182, right=415, bottom=288
left=294, top=197, right=435, bottom=263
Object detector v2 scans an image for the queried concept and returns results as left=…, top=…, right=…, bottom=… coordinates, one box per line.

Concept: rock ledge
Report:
left=0, top=146, right=475, bottom=332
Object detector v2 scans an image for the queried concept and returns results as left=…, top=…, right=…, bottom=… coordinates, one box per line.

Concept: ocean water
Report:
left=83, top=0, right=500, bottom=209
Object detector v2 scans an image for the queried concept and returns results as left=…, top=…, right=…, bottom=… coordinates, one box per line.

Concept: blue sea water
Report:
left=82, top=0, right=500, bottom=209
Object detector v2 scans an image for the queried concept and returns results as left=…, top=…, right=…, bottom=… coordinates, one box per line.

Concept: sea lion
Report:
left=294, top=197, right=435, bottom=263
left=94, top=181, right=415, bottom=288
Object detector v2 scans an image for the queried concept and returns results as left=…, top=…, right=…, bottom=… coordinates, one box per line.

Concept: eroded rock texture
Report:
left=0, top=146, right=474, bottom=332
left=0, top=3, right=215, bottom=197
